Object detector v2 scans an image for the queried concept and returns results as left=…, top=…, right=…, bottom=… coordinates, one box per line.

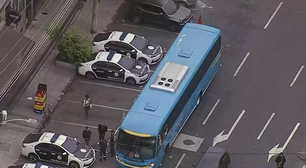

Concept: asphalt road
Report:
left=15, top=0, right=306, bottom=168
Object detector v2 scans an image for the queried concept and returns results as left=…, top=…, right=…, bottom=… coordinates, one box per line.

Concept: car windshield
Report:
left=163, top=0, right=178, bottom=15
left=130, top=36, right=148, bottom=51
left=61, top=137, right=81, bottom=154
left=117, top=129, right=156, bottom=160
left=117, top=56, right=135, bottom=70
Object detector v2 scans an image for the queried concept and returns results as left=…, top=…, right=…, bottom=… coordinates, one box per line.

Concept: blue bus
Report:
left=115, top=23, right=221, bottom=168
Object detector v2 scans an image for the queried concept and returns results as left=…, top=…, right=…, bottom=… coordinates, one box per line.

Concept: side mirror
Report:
left=120, top=69, right=124, bottom=72
left=159, top=13, right=163, bottom=15
left=131, top=49, right=136, bottom=53
left=63, top=152, right=67, bottom=155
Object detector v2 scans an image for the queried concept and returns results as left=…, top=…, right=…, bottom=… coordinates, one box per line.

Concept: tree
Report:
left=48, top=26, right=92, bottom=65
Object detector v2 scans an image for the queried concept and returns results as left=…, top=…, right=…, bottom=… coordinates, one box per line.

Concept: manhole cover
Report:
left=183, top=139, right=195, bottom=145
left=0, top=142, right=12, bottom=152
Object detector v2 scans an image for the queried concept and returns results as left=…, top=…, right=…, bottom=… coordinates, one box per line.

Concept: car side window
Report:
left=36, top=143, right=50, bottom=150
left=118, top=42, right=134, bottom=51
left=51, top=145, right=65, bottom=154
left=93, top=61, right=107, bottom=68
left=138, top=3, right=152, bottom=11
left=150, top=6, right=164, bottom=14
left=108, top=63, right=121, bottom=71
left=106, top=41, right=119, bottom=48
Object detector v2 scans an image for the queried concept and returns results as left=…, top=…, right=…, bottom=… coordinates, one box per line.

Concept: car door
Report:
left=34, top=143, right=51, bottom=161
left=104, top=41, right=121, bottom=52
left=106, top=62, right=125, bottom=81
left=50, top=144, right=69, bottom=165
left=92, top=61, right=108, bottom=78
left=118, top=42, right=137, bottom=60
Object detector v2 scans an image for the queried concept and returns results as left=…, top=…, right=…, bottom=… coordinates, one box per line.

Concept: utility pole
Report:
left=91, top=0, right=99, bottom=33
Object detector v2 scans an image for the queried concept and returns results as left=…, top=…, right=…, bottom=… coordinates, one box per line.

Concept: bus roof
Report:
left=121, top=23, right=221, bottom=136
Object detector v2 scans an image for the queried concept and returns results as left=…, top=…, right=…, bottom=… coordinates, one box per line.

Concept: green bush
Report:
left=48, top=27, right=92, bottom=65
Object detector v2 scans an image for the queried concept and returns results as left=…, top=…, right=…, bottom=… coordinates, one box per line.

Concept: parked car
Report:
left=8, top=163, right=54, bottom=168
left=126, top=0, right=193, bottom=31
left=21, top=132, right=95, bottom=168
left=92, top=31, right=163, bottom=65
left=174, top=0, right=197, bottom=7
left=78, top=51, right=151, bottom=85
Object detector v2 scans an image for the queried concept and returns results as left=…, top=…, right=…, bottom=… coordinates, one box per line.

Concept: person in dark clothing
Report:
left=275, top=152, right=286, bottom=168
left=82, top=127, right=91, bottom=145
left=108, top=130, right=115, bottom=157
left=98, top=124, right=106, bottom=141
left=99, top=139, right=107, bottom=161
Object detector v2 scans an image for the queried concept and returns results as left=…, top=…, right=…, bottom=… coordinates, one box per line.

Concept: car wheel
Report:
left=85, top=72, right=96, bottom=80
left=28, top=153, right=39, bottom=162
left=132, top=16, right=142, bottom=24
left=69, top=161, right=80, bottom=168
left=168, top=22, right=178, bottom=32
left=126, top=77, right=136, bottom=85
left=178, top=1, right=187, bottom=7
left=138, top=58, right=148, bottom=64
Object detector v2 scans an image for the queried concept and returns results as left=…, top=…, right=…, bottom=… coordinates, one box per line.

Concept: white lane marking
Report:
left=268, top=123, right=300, bottom=161
left=233, top=52, right=250, bottom=77
left=202, top=99, right=220, bottom=125
left=175, top=153, right=186, bottom=168
left=257, top=113, right=275, bottom=140
left=213, top=110, right=246, bottom=146
left=264, top=2, right=283, bottom=30
left=122, top=23, right=179, bottom=34
left=50, top=120, right=115, bottom=131
left=290, top=65, right=304, bottom=87
left=65, top=100, right=129, bottom=112
left=79, top=80, right=142, bottom=92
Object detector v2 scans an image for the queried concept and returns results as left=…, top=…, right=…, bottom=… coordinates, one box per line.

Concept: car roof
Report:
left=39, top=132, right=67, bottom=146
left=132, top=0, right=168, bottom=6
left=108, top=31, right=135, bottom=44
left=95, top=51, right=122, bottom=63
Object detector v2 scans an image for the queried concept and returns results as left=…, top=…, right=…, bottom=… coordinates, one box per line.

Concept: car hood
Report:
left=141, top=40, right=162, bottom=56
left=169, top=6, right=191, bottom=21
left=73, top=145, right=94, bottom=159
left=130, top=61, right=149, bottom=75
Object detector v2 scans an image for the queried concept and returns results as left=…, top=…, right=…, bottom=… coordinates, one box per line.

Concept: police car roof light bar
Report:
left=119, top=31, right=129, bottom=41
left=50, top=133, right=61, bottom=143
left=107, top=51, right=116, bottom=61
left=34, top=162, right=42, bottom=168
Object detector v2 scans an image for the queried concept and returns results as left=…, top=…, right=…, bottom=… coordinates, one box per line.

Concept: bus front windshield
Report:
left=117, top=129, right=156, bottom=160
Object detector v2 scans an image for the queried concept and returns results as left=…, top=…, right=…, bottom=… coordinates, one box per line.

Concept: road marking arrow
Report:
left=268, top=122, right=300, bottom=162
left=213, top=110, right=246, bottom=146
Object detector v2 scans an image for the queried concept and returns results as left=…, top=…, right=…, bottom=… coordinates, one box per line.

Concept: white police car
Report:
left=92, top=31, right=163, bottom=65
left=78, top=51, right=151, bottom=85
left=21, top=132, right=95, bottom=168
left=8, top=163, right=54, bottom=168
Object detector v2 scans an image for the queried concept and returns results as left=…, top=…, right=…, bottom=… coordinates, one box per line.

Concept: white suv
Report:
left=21, top=132, right=95, bottom=168
left=92, top=31, right=163, bottom=65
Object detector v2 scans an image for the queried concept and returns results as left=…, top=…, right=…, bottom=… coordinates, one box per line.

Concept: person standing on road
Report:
left=108, top=130, right=115, bottom=157
left=99, top=139, right=107, bottom=161
left=98, top=124, right=107, bottom=141
left=82, top=94, right=92, bottom=118
left=275, top=152, right=286, bottom=168
left=82, top=127, right=91, bottom=145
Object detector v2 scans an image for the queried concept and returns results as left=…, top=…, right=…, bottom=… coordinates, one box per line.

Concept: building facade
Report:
left=0, top=0, right=46, bottom=34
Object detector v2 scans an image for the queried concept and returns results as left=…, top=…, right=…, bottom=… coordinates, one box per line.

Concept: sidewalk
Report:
left=0, top=0, right=123, bottom=167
